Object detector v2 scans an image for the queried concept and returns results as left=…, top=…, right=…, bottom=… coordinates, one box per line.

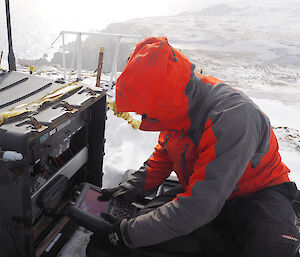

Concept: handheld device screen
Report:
left=79, top=188, right=110, bottom=218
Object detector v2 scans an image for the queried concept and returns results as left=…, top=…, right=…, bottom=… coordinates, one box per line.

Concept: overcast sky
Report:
left=1, top=0, right=299, bottom=60
left=2, top=0, right=298, bottom=34
left=0, top=0, right=221, bottom=59
left=4, top=0, right=207, bottom=32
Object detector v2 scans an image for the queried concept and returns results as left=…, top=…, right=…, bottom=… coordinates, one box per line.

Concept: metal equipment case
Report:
left=0, top=71, right=106, bottom=257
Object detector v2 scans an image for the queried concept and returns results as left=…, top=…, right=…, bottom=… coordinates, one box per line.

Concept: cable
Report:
left=43, top=170, right=50, bottom=178
left=57, top=156, right=64, bottom=166
left=53, top=158, right=60, bottom=169
left=27, top=32, right=62, bottom=75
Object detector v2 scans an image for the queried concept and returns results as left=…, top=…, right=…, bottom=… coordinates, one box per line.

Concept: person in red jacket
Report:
left=87, top=37, right=300, bottom=257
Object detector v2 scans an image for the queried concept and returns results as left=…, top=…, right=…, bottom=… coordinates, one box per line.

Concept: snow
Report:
left=57, top=227, right=92, bottom=257
left=102, top=111, right=159, bottom=188
left=253, top=98, right=300, bottom=130
left=282, top=150, right=300, bottom=183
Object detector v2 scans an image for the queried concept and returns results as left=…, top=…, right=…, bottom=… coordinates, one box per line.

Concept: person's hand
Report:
left=97, top=186, right=139, bottom=203
left=101, top=212, right=123, bottom=224
left=97, top=187, right=119, bottom=201
left=88, top=213, right=129, bottom=256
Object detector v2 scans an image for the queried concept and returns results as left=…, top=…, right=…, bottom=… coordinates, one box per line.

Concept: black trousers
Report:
left=87, top=182, right=300, bottom=257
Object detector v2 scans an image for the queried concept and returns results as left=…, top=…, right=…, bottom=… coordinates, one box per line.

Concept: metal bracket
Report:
left=78, top=87, right=100, bottom=96
left=61, top=101, right=77, bottom=113
left=29, top=116, right=47, bottom=132
left=86, top=87, right=97, bottom=96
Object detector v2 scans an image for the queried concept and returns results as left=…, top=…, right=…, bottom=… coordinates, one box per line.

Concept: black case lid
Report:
left=0, top=71, right=105, bottom=152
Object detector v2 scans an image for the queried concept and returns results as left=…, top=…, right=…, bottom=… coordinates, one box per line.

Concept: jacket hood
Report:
left=116, top=37, right=194, bottom=131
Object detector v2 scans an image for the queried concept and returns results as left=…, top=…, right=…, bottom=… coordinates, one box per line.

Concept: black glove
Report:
left=97, top=187, right=119, bottom=201
left=88, top=213, right=129, bottom=256
left=97, top=186, right=139, bottom=203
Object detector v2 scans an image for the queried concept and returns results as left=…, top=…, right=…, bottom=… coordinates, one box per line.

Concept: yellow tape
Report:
left=29, top=65, right=34, bottom=74
left=0, top=114, right=4, bottom=126
left=107, top=99, right=141, bottom=129
left=99, top=46, right=104, bottom=53
left=0, top=82, right=82, bottom=126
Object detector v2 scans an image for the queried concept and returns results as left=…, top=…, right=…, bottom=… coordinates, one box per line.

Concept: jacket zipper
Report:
left=163, top=134, right=171, bottom=152
left=180, top=144, right=190, bottom=185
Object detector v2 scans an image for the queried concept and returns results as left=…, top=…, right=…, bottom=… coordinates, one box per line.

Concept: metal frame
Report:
left=53, top=31, right=143, bottom=90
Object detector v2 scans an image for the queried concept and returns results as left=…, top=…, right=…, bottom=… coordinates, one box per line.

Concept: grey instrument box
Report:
left=0, top=71, right=106, bottom=257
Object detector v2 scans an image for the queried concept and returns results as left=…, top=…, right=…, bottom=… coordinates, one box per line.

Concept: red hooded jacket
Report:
left=115, top=37, right=290, bottom=248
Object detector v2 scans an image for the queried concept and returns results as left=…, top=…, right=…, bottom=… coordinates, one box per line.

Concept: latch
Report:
left=29, top=116, right=47, bottom=132
left=61, top=101, right=77, bottom=113
left=78, top=87, right=101, bottom=96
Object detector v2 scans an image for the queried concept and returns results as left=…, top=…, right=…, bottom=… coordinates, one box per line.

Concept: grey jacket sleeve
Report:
left=120, top=103, right=269, bottom=248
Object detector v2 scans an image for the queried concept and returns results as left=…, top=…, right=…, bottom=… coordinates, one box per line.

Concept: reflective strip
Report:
left=281, top=234, right=298, bottom=241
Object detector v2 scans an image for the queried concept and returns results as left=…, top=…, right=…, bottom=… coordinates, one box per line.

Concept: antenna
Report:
left=5, top=0, right=16, bottom=71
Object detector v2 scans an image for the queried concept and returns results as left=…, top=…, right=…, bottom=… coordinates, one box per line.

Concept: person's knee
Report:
left=242, top=227, right=300, bottom=257
left=243, top=241, right=299, bottom=257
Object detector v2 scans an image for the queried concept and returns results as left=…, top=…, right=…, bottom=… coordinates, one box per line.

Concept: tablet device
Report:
left=69, top=182, right=111, bottom=232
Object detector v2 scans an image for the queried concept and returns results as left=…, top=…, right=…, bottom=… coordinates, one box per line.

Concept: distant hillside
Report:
left=19, top=2, right=300, bottom=72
